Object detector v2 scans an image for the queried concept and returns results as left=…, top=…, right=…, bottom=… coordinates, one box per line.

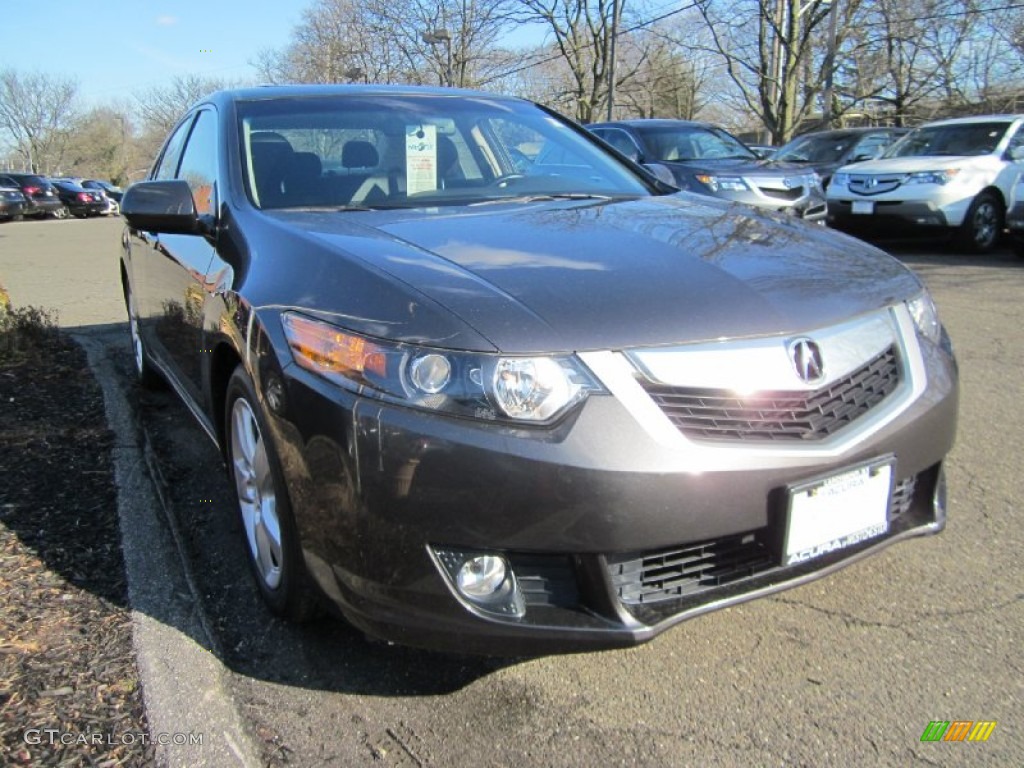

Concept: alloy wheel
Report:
left=230, top=397, right=283, bottom=590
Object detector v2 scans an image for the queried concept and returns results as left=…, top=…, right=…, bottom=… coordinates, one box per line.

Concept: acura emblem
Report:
left=865, top=177, right=877, bottom=189
left=789, top=338, right=825, bottom=384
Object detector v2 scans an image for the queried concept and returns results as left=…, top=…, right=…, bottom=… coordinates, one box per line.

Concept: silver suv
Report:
left=827, top=115, right=1024, bottom=252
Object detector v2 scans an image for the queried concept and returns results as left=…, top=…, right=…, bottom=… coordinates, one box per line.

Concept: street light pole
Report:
left=606, top=0, right=620, bottom=121
left=821, top=0, right=841, bottom=128
left=421, top=29, right=453, bottom=87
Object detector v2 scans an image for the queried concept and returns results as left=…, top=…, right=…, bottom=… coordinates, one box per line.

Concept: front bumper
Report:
left=827, top=187, right=973, bottom=232
left=718, top=186, right=827, bottom=221
left=264, top=318, right=958, bottom=655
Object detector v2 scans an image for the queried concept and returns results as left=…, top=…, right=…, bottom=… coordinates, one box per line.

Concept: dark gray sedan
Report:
left=120, top=85, right=957, bottom=655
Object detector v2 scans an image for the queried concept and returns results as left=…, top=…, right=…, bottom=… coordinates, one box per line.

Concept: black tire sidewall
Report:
left=124, top=283, right=162, bottom=389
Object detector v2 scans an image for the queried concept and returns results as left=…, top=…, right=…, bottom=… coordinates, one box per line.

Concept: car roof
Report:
left=792, top=127, right=907, bottom=139
left=197, top=83, right=529, bottom=110
left=917, top=114, right=1024, bottom=127
left=589, top=119, right=716, bottom=131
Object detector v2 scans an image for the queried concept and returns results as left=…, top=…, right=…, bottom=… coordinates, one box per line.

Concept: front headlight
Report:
left=695, top=174, right=749, bottom=192
left=831, top=172, right=850, bottom=188
left=906, top=169, right=960, bottom=185
left=906, top=291, right=942, bottom=344
left=281, top=312, right=602, bottom=424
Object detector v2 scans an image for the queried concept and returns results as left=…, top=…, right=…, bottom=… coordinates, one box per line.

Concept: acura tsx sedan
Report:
left=120, top=85, right=958, bottom=655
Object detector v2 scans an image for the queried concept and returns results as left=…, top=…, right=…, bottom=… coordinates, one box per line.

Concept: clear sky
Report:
left=1, top=2, right=549, bottom=110
left=1, top=2, right=305, bottom=107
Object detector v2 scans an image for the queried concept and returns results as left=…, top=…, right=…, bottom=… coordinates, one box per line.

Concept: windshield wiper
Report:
left=470, top=193, right=613, bottom=206
left=335, top=204, right=377, bottom=212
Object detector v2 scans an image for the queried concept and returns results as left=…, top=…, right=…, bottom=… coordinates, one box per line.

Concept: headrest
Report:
left=342, top=141, right=379, bottom=169
left=292, top=152, right=322, bottom=178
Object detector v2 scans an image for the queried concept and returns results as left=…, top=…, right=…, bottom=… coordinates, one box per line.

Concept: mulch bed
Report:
left=0, top=309, right=152, bottom=766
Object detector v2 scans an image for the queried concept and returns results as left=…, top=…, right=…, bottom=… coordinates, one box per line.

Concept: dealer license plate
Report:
left=851, top=200, right=874, bottom=215
left=784, top=459, right=892, bottom=565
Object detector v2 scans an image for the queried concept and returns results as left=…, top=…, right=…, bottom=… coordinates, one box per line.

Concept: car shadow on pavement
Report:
left=92, top=327, right=526, bottom=698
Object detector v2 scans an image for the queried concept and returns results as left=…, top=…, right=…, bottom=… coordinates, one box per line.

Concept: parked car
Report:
left=1002, top=172, right=1024, bottom=257
left=81, top=179, right=124, bottom=202
left=587, top=119, right=826, bottom=220
left=53, top=177, right=122, bottom=214
left=50, top=180, right=108, bottom=218
left=120, top=85, right=958, bottom=655
left=0, top=173, right=65, bottom=218
left=827, top=115, right=1024, bottom=251
left=0, top=183, right=27, bottom=221
left=772, top=127, right=909, bottom=188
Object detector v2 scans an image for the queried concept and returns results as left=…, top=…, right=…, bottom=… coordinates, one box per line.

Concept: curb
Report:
left=75, top=332, right=261, bottom=768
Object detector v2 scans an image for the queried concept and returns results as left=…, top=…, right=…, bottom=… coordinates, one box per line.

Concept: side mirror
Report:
left=852, top=148, right=883, bottom=162
left=1010, top=146, right=1024, bottom=162
left=121, top=179, right=202, bottom=235
left=643, top=163, right=679, bottom=188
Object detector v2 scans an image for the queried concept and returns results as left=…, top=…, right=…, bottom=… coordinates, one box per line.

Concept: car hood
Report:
left=269, top=195, right=920, bottom=354
left=664, top=158, right=813, bottom=177
left=836, top=155, right=998, bottom=174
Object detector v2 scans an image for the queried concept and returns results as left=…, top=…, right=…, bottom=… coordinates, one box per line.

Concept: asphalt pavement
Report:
left=1, top=216, right=1021, bottom=767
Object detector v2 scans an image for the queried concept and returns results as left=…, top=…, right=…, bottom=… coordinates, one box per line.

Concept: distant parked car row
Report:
left=587, top=119, right=828, bottom=221
left=586, top=115, right=1024, bottom=255
left=0, top=172, right=122, bottom=221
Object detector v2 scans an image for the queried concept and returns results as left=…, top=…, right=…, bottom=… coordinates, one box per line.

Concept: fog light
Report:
left=457, top=555, right=507, bottom=598
left=432, top=548, right=525, bottom=618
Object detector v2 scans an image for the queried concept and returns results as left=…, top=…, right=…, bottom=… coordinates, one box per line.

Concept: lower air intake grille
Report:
left=608, top=475, right=916, bottom=605
left=607, top=532, right=774, bottom=605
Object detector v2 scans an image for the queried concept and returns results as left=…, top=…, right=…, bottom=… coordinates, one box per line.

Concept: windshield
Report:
left=774, top=133, right=856, bottom=163
left=635, top=125, right=758, bottom=163
left=237, top=94, right=651, bottom=210
left=884, top=122, right=1011, bottom=158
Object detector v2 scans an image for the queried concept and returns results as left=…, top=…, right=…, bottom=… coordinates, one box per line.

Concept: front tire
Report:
left=957, top=192, right=1003, bottom=253
left=124, top=283, right=162, bottom=389
left=225, top=366, right=318, bottom=621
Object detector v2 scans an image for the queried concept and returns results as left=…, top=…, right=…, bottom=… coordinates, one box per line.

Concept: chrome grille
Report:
left=848, top=174, right=905, bottom=196
left=642, top=346, right=900, bottom=441
left=759, top=186, right=803, bottom=201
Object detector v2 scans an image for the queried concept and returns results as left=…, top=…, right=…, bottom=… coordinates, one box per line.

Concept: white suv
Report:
left=827, top=115, right=1024, bottom=252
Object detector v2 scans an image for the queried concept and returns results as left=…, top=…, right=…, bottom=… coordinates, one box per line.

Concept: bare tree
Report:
left=57, top=106, right=135, bottom=185
left=842, top=0, right=976, bottom=125
left=615, top=19, right=714, bottom=120
left=515, top=0, right=628, bottom=123
left=693, top=0, right=851, bottom=144
left=133, top=74, right=233, bottom=137
left=0, top=69, right=78, bottom=173
left=253, top=0, right=518, bottom=88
